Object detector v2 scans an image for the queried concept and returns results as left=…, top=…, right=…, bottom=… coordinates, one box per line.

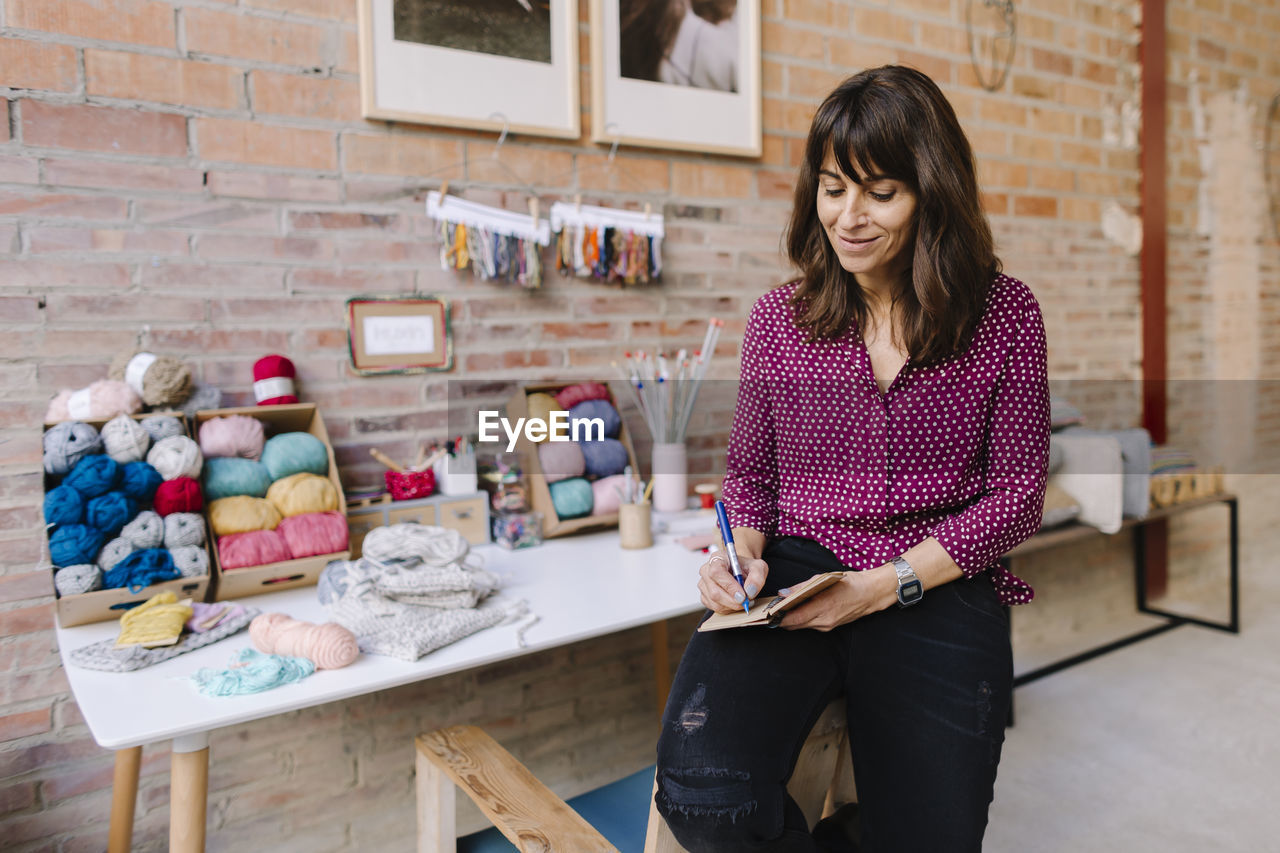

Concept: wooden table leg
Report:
left=650, top=620, right=671, bottom=720
left=108, top=746, right=142, bottom=853
left=170, top=734, right=210, bottom=853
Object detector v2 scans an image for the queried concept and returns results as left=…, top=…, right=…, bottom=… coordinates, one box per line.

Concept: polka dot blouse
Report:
left=722, top=274, right=1050, bottom=606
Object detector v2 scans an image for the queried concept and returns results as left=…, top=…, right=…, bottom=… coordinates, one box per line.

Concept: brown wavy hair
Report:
left=784, top=65, right=999, bottom=366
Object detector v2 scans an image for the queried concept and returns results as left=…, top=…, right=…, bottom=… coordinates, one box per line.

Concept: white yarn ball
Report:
left=146, top=435, right=203, bottom=481
left=96, top=537, right=134, bottom=572
left=171, top=546, right=209, bottom=578
left=55, top=564, right=102, bottom=596
left=163, top=512, right=206, bottom=548
left=120, top=510, right=164, bottom=549
left=100, top=414, right=151, bottom=464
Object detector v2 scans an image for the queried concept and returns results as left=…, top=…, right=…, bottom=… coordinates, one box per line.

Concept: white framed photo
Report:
left=591, top=0, right=761, bottom=157
left=358, top=0, right=580, bottom=139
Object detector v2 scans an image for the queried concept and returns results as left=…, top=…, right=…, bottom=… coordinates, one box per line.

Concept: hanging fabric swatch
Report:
left=426, top=191, right=551, bottom=289
left=549, top=201, right=665, bottom=286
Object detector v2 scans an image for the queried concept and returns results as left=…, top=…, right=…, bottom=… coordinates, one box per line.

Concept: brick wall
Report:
left=1, top=0, right=1278, bottom=849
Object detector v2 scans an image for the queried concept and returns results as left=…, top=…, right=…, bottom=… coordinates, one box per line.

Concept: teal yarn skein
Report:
left=192, top=648, right=314, bottom=696
left=549, top=478, right=594, bottom=519
left=260, top=433, right=329, bottom=481
left=204, top=457, right=272, bottom=501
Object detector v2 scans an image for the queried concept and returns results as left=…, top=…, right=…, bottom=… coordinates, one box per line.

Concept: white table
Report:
left=54, top=522, right=710, bottom=852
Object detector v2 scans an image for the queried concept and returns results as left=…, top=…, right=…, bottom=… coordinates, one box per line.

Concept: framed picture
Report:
left=357, top=0, right=580, bottom=139
left=590, top=0, right=761, bottom=157
left=347, top=296, right=453, bottom=375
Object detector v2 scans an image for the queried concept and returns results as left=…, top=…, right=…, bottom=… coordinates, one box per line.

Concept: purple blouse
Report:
left=722, top=274, right=1050, bottom=606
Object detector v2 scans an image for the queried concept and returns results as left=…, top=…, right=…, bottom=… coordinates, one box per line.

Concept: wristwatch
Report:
left=892, top=556, right=923, bottom=608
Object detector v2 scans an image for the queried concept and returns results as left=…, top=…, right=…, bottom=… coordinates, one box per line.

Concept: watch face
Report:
left=898, top=579, right=923, bottom=605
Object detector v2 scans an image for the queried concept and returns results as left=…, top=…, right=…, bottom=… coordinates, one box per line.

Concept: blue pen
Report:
left=714, top=500, right=752, bottom=614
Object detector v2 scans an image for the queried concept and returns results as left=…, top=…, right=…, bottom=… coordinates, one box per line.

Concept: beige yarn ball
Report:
left=100, top=414, right=151, bottom=464
left=147, top=435, right=203, bottom=481
left=208, top=496, right=282, bottom=536
left=266, top=473, right=338, bottom=518
left=108, top=350, right=193, bottom=407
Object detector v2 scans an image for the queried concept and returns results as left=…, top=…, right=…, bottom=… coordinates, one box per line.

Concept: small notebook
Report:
left=698, top=572, right=845, bottom=632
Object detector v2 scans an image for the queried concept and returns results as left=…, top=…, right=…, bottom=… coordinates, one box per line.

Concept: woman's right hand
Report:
left=698, top=550, right=769, bottom=614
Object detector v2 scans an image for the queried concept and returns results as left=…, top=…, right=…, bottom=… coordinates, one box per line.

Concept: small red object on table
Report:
left=385, top=469, right=435, bottom=501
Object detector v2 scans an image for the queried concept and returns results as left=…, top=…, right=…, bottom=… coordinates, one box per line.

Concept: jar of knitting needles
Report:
left=650, top=443, right=689, bottom=513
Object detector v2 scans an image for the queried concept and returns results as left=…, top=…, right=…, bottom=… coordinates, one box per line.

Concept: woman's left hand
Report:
left=776, top=565, right=898, bottom=631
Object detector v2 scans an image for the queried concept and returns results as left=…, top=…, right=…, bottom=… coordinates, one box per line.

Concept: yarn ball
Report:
left=260, top=432, right=328, bottom=480
left=170, top=545, right=210, bottom=578
left=43, top=421, right=103, bottom=476
left=591, top=474, right=630, bottom=516
left=154, top=477, right=204, bottom=516
left=199, top=415, right=266, bottom=461
left=525, top=393, right=564, bottom=442
left=579, top=437, right=629, bottom=478
left=218, top=529, right=292, bottom=569
left=119, top=461, right=164, bottom=503
left=147, top=435, right=203, bottom=481
left=45, top=380, right=141, bottom=424
left=569, top=399, right=622, bottom=439
left=139, top=415, right=185, bottom=443
left=100, top=414, right=151, bottom=465
left=253, top=354, right=298, bottom=406
left=182, top=383, right=223, bottom=419
left=54, top=564, right=102, bottom=596
left=85, top=492, right=137, bottom=538
left=49, top=524, right=105, bottom=568
left=277, top=511, right=349, bottom=559
left=43, top=485, right=84, bottom=528
left=249, top=613, right=358, bottom=669
left=204, top=457, right=272, bottom=501
left=538, top=441, right=585, bottom=483
left=549, top=478, right=593, bottom=519
left=96, top=537, right=134, bottom=572
left=108, top=350, right=193, bottom=408
left=163, top=512, right=206, bottom=548
left=64, top=454, right=121, bottom=499
left=120, top=509, right=164, bottom=549
left=208, top=496, right=281, bottom=536
left=555, top=382, right=611, bottom=410
left=266, top=473, right=338, bottom=518
left=102, top=548, right=179, bottom=593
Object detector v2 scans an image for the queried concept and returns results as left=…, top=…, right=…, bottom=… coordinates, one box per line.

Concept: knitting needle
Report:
left=369, top=448, right=405, bottom=472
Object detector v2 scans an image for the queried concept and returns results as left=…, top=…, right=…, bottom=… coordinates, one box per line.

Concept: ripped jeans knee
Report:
left=655, top=766, right=768, bottom=852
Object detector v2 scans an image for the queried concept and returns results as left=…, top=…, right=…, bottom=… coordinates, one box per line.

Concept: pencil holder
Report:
left=433, top=455, right=478, bottom=497
left=651, top=442, right=688, bottom=513
left=618, top=502, right=653, bottom=549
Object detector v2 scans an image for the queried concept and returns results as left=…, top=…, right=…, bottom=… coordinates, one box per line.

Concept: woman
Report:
left=654, top=65, right=1049, bottom=852
left=620, top=0, right=739, bottom=92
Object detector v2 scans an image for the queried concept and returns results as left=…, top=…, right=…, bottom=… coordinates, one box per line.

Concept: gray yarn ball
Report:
left=163, top=512, right=206, bottom=548
left=170, top=546, right=209, bottom=578
left=101, top=414, right=151, bottom=464
left=96, top=537, right=134, bottom=572
left=43, top=421, right=104, bottom=476
left=120, top=510, right=164, bottom=549
left=140, top=415, right=184, bottom=443
left=182, top=383, right=223, bottom=420
left=54, top=564, right=102, bottom=596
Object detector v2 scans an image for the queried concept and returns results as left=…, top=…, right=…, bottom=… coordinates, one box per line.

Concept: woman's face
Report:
left=815, top=150, right=917, bottom=290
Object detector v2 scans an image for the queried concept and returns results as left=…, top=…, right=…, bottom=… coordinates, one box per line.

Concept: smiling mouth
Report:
left=837, top=235, right=879, bottom=251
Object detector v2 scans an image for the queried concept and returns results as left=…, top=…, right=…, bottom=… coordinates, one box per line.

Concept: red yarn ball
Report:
left=555, top=382, right=610, bottom=410
left=277, top=511, right=350, bottom=558
left=253, top=354, right=297, bottom=406
left=154, top=476, right=203, bottom=516
left=219, top=529, right=293, bottom=569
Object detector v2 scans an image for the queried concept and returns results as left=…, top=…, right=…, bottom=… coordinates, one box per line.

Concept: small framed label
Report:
left=347, top=295, right=452, bottom=375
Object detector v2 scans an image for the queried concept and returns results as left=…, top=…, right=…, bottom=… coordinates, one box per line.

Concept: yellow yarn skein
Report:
left=266, top=472, right=338, bottom=518
left=209, top=496, right=282, bottom=536
left=526, top=393, right=568, bottom=442
left=115, top=591, right=193, bottom=649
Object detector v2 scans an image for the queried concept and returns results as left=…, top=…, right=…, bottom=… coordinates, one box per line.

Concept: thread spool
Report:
left=579, top=437, right=629, bottom=478
left=163, top=512, right=206, bottom=548
left=171, top=545, right=209, bottom=578
left=260, top=432, right=328, bottom=481
left=266, top=473, right=338, bottom=518
left=209, top=496, right=282, bottom=536
left=147, top=435, right=203, bottom=481
left=591, top=474, right=630, bottom=516
left=64, top=454, right=121, bottom=499
left=218, top=529, right=292, bottom=569
left=525, top=393, right=565, bottom=442
left=96, top=537, right=134, bottom=572
left=85, top=492, right=136, bottom=538
left=120, top=461, right=164, bottom=503
left=102, top=548, right=179, bottom=592
left=555, top=382, right=610, bottom=410
left=45, top=380, right=141, bottom=424
left=154, top=477, right=204, bottom=516
left=538, top=441, right=585, bottom=483
left=569, top=399, right=621, bottom=439
left=182, top=383, right=223, bottom=419
left=139, top=415, right=185, bottom=443
left=109, top=350, right=193, bottom=408
left=100, top=414, right=152, bottom=464
left=49, top=524, right=105, bottom=567
left=253, top=355, right=298, bottom=405
left=120, top=510, right=164, bottom=549
left=549, top=478, right=593, bottom=519
left=276, top=511, right=348, bottom=558
left=199, top=415, right=266, bottom=461
left=204, top=457, right=272, bottom=501
left=54, top=564, right=102, bottom=596
left=43, top=485, right=84, bottom=528
left=43, top=421, right=103, bottom=476
left=249, top=613, right=358, bottom=669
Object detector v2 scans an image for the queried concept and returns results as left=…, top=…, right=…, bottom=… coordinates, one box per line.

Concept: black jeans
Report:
left=655, top=536, right=1012, bottom=852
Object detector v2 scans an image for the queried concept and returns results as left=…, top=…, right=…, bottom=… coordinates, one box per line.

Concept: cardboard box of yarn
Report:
left=194, top=404, right=350, bottom=601
left=41, top=411, right=213, bottom=628
left=505, top=382, right=639, bottom=539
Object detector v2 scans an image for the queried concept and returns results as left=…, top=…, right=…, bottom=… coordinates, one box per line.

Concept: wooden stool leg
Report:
left=170, top=735, right=209, bottom=853
left=416, top=744, right=457, bottom=853
left=650, top=620, right=671, bottom=720
left=108, top=746, right=142, bottom=853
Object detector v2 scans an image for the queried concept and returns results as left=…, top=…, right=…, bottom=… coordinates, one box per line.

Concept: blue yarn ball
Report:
left=120, top=461, right=163, bottom=503
left=102, top=548, right=179, bottom=593
left=43, top=421, right=104, bottom=477
left=63, top=454, right=121, bottom=499
left=569, top=399, right=621, bottom=439
left=204, top=457, right=273, bottom=501
left=579, top=438, right=629, bottom=478
left=549, top=478, right=594, bottom=519
left=85, top=492, right=136, bottom=537
left=260, top=433, right=329, bottom=481
left=44, top=485, right=84, bottom=528
left=49, top=524, right=105, bottom=567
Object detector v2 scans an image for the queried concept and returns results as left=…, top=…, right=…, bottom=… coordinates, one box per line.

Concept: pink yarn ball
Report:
left=45, top=380, right=142, bottom=424
left=218, top=529, right=292, bottom=570
left=555, top=382, right=611, bottom=410
left=249, top=613, right=358, bottom=669
left=276, top=511, right=349, bottom=559
left=591, top=474, right=630, bottom=515
left=198, top=415, right=266, bottom=460
left=538, top=441, right=585, bottom=483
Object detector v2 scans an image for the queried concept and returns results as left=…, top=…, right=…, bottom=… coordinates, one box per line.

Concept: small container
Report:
left=493, top=511, right=543, bottom=550
left=385, top=469, right=435, bottom=501
left=618, top=502, right=653, bottom=549
left=434, top=454, right=479, bottom=496
left=651, top=442, right=688, bottom=513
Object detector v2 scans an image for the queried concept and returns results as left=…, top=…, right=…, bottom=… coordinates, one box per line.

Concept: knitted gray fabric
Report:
left=68, top=606, right=260, bottom=672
